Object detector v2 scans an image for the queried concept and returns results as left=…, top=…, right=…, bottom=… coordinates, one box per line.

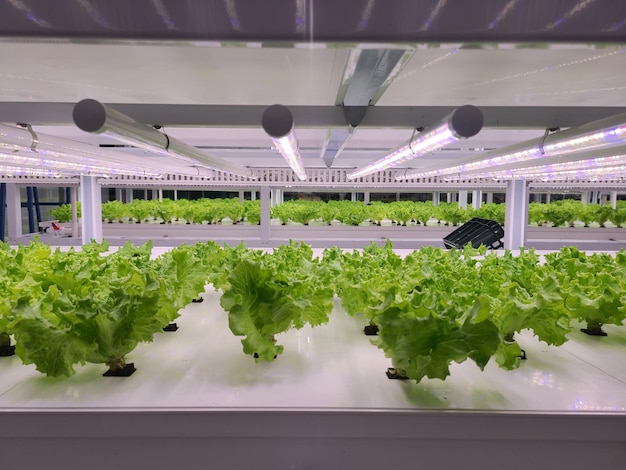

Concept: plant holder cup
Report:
left=0, top=333, right=15, bottom=357
left=386, top=367, right=409, bottom=380
left=0, top=344, right=16, bottom=357
left=504, top=333, right=527, bottom=360
left=581, top=321, right=607, bottom=336
left=363, top=321, right=379, bottom=336
left=103, top=359, right=136, bottom=377
left=253, top=335, right=278, bottom=360
left=163, top=322, right=179, bottom=332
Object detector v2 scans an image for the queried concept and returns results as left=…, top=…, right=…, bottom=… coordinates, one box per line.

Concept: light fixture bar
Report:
left=348, top=105, right=483, bottom=180
left=0, top=150, right=162, bottom=178
left=0, top=122, right=169, bottom=177
left=261, top=104, right=307, bottom=181
left=465, top=154, right=626, bottom=180
left=0, top=164, right=63, bottom=178
left=398, top=111, right=626, bottom=180
left=73, top=99, right=255, bottom=179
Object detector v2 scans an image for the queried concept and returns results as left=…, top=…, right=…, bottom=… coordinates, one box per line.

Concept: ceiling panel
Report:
left=1, top=38, right=626, bottom=177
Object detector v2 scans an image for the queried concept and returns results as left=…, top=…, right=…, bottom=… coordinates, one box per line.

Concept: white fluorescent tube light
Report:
left=73, top=99, right=255, bottom=179
left=348, top=105, right=483, bottom=180
left=261, top=104, right=307, bottom=181
left=399, top=111, right=626, bottom=180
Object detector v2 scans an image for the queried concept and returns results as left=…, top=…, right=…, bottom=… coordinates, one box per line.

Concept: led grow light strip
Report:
left=0, top=123, right=163, bottom=177
left=463, top=154, right=626, bottom=180
left=262, top=104, right=307, bottom=181
left=73, top=99, right=255, bottom=179
left=397, top=112, right=626, bottom=180
left=349, top=105, right=483, bottom=180
left=0, top=164, right=63, bottom=177
left=0, top=151, right=161, bottom=177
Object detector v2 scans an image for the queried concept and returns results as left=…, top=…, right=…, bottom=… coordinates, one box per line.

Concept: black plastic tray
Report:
left=443, top=217, right=504, bottom=250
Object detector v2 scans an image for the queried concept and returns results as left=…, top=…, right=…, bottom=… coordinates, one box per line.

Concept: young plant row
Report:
left=51, top=198, right=626, bottom=229
left=327, top=242, right=626, bottom=383
left=2, top=239, right=625, bottom=384
left=0, top=239, right=207, bottom=377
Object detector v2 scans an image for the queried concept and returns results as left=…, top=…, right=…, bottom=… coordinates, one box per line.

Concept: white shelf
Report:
left=1, top=247, right=625, bottom=469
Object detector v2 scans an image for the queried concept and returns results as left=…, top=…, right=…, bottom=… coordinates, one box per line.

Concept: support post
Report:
left=70, top=186, right=79, bottom=238
left=591, top=191, right=599, bottom=204
left=363, top=191, right=370, bottom=204
left=458, top=190, right=468, bottom=210
left=125, top=188, right=133, bottom=203
left=26, top=187, right=35, bottom=234
left=545, top=193, right=551, bottom=204
left=5, top=183, right=22, bottom=243
left=33, top=187, right=42, bottom=230
left=251, top=191, right=256, bottom=201
left=271, top=189, right=283, bottom=207
left=600, top=193, right=608, bottom=206
left=472, top=190, right=482, bottom=210
left=80, top=176, right=103, bottom=243
left=433, top=191, right=440, bottom=206
left=0, top=183, right=5, bottom=242
left=610, top=191, right=618, bottom=209
left=260, top=186, right=270, bottom=246
left=581, top=191, right=589, bottom=205
left=486, top=192, right=493, bottom=204
left=158, top=188, right=163, bottom=202
left=503, top=179, right=528, bottom=250
left=238, top=190, right=244, bottom=203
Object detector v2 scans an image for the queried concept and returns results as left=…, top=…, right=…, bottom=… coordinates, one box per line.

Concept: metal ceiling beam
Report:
left=3, top=103, right=626, bottom=129
left=321, top=48, right=414, bottom=168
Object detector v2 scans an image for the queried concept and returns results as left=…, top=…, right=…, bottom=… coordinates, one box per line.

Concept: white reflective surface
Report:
left=1, top=273, right=625, bottom=412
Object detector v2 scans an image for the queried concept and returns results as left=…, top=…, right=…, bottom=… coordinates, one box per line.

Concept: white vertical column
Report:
left=486, top=192, right=493, bottom=204
left=600, top=193, right=608, bottom=205
left=504, top=179, right=528, bottom=250
left=271, top=189, right=283, bottom=207
left=458, top=190, right=468, bottom=210
left=472, top=190, right=482, bottom=210
left=125, top=188, right=133, bottom=203
left=433, top=191, right=440, bottom=206
left=251, top=191, right=256, bottom=201
left=115, top=188, right=123, bottom=201
left=5, top=183, right=22, bottom=242
left=158, top=188, right=163, bottom=202
left=610, top=191, right=618, bottom=209
left=581, top=191, right=589, bottom=205
left=363, top=192, right=370, bottom=204
left=152, top=189, right=158, bottom=200
left=260, top=186, right=270, bottom=246
left=545, top=193, right=551, bottom=204
left=80, top=176, right=103, bottom=243
left=173, top=189, right=178, bottom=201
left=238, top=190, right=245, bottom=203
left=70, top=186, right=79, bottom=238
left=592, top=191, right=600, bottom=204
